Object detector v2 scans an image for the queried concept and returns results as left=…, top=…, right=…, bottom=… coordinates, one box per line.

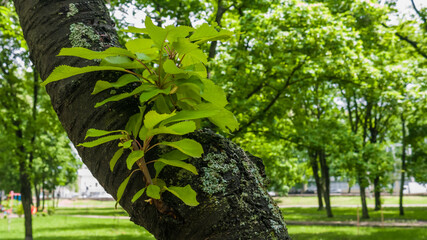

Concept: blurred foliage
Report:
left=0, top=3, right=81, bottom=195
left=105, top=0, right=427, bottom=195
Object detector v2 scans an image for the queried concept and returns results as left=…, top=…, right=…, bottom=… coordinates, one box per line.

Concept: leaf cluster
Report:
left=43, top=17, right=238, bottom=207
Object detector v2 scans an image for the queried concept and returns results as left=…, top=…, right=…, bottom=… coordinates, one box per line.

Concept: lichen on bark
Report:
left=69, top=22, right=100, bottom=48
left=67, top=3, right=78, bottom=17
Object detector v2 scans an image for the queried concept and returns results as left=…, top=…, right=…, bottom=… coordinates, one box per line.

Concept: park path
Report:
left=55, top=215, right=427, bottom=228
left=277, top=204, right=427, bottom=208
left=285, top=220, right=427, bottom=228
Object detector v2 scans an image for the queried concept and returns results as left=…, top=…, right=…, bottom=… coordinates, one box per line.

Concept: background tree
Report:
left=1, top=3, right=80, bottom=239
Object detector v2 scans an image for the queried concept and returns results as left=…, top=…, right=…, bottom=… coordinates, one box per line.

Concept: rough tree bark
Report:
left=13, top=0, right=290, bottom=239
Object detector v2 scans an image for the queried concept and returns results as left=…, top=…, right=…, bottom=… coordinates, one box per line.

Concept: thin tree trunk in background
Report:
left=34, top=184, right=40, bottom=210
left=309, top=150, right=323, bottom=210
left=56, top=189, right=60, bottom=208
left=50, top=190, right=54, bottom=209
left=207, top=0, right=229, bottom=77
left=399, top=114, right=407, bottom=216
left=319, top=149, right=333, bottom=218
left=359, top=180, right=370, bottom=219
left=374, top=176, right=381, bottom=211
left=41, top=183, right=45, bottom=211
left=17, top=129, right=33, bottom=240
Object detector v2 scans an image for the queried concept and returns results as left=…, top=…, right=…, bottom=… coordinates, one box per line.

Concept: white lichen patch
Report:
left=69, top=23, right=99, bottom=48
left=67, top=3, right=78, bottom=17
left=200, top=152, right=239, bottom=195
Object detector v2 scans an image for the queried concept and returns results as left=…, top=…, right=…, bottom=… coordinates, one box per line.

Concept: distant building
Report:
left=77, top=165, right=113, bottom=199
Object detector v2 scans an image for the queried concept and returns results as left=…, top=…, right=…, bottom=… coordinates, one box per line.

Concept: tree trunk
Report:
left=56, top=189, right=60, bottom=208
left=399, top=114, right=406, bottom=216
left=41, top=183, right=45, bottom=211
left=373, top=176, right=381, bottom=211
left=13, top=1, right=290, bottom=239
left=50, top=189, right=55, bottom=209
left=319, top=149, right=332, bottom=218
left=309, top=150, right=323, bottom=210
left=358, top=178, right=370, bottom=219
left=17, top=129, right=33, bottom=240
left=34, top=184, right=40, bottom=210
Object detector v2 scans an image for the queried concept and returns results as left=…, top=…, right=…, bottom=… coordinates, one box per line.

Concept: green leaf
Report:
left=180, top=49, right=207, bottom=66
left=175, top=76, right=204, bottom=91
left=139, top=87, right=171, bottom=104
left=160, top=150, right=189, bottom=161
left=165, top=185, right=199, bottom=206
left=126, top=38, right=155, bottom=53
left=58, top=47, right=136, bottom=60
left=123, top=26, right=149, bottom=34
left=103, top=56, right=133, bottom=65
left=161, top=109, right=218, bottom=126
left=195, top=103, right=239, bottom=133
left=173, top=38, right=198, bottom=55
left=95, top=84, right=151, bottom=108
left=166, top=26, right=194, bottom=43
left=131, top=187, right=146, bottom=203
left=78, top=134, right=122, bottom=147
left=146, top=184, right=161, bottom=199
left=100, top=59, right=145, bottom=69
left=154, top=94, right=172, bottom=113
left=189, top=24, right=218, bottom=41
left=153, top=178, right=167, bottom=189
left=122, top=140, right=133, bottom=149
left=154, top=161, right=167, bottom=178
left=116, top=173, right=132, bottom=203
left=160, top=139, right=203, bottom=157
left=158, top=159, right=198, bottom=175
left=176, top=84, right=202, bottom=107
left=126, top=150, right=144, bottom=170
left=42, top=65, right=127, bottom=86
left=163, top=59, right=186, bottom=74
left=146, top=121, right=196, bottom=139
left=145, top=16, right=167, bottom=48
left=84, top=128, right=123, bottom=140
left=183, top=63, right=207, bottom=78
left=92, top=74, right=140, bottom=95
left=110, top=148, right=124, bottom=172
left=125, top=106, right=145, bottom=136
left=200, top=79, right=228, bottom=107
left=190, top=23, right=233, bottom=44
left=143, top=110, right=176, bottom=129
left=126, top=39, right=158, bottom=61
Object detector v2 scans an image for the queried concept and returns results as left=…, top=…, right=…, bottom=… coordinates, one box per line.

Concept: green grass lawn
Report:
left=1, top=214, right=425, bottom=240
left=275, top=195, right=427, bottom=206
left=2, top=198, right=425, bottom=240
left=0, top=215, right=155, bottom=240
left=288, top=225, right=427, bottom=240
